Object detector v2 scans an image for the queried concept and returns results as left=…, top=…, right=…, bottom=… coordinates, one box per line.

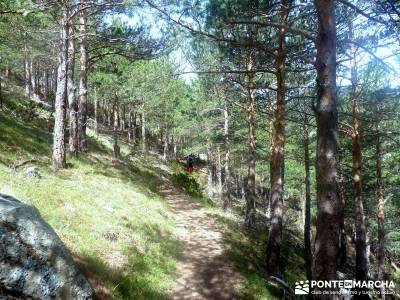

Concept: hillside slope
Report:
left=0, top=89, right=303, bottom=299
left=0, top=98, right=180, bottom=299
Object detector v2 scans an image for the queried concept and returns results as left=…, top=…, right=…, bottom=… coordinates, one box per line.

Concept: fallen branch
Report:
left=269, top=276, right=296, bottom=299
left=13, top=159, right=37, bottom=169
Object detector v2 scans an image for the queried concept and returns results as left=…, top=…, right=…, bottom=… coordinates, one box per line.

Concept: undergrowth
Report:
left=0, top=91, right=180, bottom=299
left=0, top=86, right=305, bottom=300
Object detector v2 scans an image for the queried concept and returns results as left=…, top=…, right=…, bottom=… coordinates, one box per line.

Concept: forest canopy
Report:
left=0, top=0, right=400, bottom=299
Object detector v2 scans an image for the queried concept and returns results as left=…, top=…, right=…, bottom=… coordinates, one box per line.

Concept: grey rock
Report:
left=24, top=165, right=40, bottom=179
left=0, top=194, right=93, bottom=299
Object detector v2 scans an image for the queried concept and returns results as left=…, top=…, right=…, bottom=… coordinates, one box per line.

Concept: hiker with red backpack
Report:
left=187, top=155, right=194, bottom=173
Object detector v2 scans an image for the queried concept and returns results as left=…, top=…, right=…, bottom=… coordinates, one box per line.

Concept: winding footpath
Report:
left=158, top=182, right=245, bottom=300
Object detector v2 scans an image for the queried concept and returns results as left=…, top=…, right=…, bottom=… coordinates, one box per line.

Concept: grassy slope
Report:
left=0, top=86, right=304, bottom=300
left=0, top=95, right=179, bottom=299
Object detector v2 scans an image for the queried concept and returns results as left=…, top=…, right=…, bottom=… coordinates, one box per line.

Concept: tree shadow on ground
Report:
left=0, top=114, right=52, bottom=162
left=74, top=222, right=181, bottom=300
left=59, top=135, right=165, bottom=198
left=214, top=213, right=284, bottom=300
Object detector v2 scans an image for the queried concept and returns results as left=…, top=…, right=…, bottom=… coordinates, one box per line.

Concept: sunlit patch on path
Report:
left=159, top=184, right=244, bottom=300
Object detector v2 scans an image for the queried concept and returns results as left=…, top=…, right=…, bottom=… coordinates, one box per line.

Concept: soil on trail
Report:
left=159, top=182, right=245, bottom=300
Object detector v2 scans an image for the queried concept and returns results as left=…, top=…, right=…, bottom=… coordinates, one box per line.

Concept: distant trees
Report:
left=78, top=0, right=89, bottom=151
left=47, top=0, right=159, bottom=167
left=265, top=0, right=289, bottom=276
left=142, top=0, right=400, bottom=295
left=2, top=0, right=400, bottom=297
left=312, top=0, right=340, bottom=288
left=52, top=2, right=69, bottom=169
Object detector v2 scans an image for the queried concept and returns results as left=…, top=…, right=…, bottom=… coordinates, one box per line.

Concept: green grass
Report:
left=0, top=99, right=180, bottom=299
left=213, top=212, right=282, bottom=300
left=0, top=87, right=305, bottom=299
left=169, top=162, right=216, bottom=208
left=209, top=209, right=305, bottom=300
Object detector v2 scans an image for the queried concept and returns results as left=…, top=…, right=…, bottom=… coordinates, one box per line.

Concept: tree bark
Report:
left=217, top=146, right=222, bottom=196
left=30, top=61, right=36, bottom=98
left=172, top=136, right=177, bottom=158
left=207, top=143, right=214, bottom=198
left=222, top=97, right=231, bottom=211
left=313, top=0, right=340, bottom=292
left=67, top=26, right=79, bottom=156
left=107, top=101, right=111, bottom=127
left=121, top=104, right=126, bottom=131
left=337, top=153, right=347, bottom=268
left=51, top=69, right=57, bottom=109
left=142, top=111, right=146, bottom=156
left=52, top=6, right=69, bottom=169
left=94, top=87, right=98, bottom=135
left=24, top=41, right=32, bottom=97
left=303, top=115, right=312, bottom=281
left=350, top=43, right=368, bottom=285
left=163, top=133, right=169, bottom=161
left=0, top=75, right=3, bottom=110
left=78, top=2, right=88, bottom=152
left=244, top=55, right=256, bottom=229
left=113, top=90, right=120, bottom=158
left=266, top=0, right=287, bottom=276
left=128, top=110, right=136, bottom=144
left=375, top=123, right=386, bottom=299
left=44, top=69, right=49, bottom=102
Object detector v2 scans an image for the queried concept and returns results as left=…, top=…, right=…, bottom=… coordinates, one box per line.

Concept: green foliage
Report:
left=171, top=172, right=203, bottom=198
left=0, top=94, right=179, bottom=299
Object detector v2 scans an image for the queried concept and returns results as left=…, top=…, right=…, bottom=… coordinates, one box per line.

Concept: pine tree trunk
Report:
left=353, top=103, right=368, bottom=282
left=25, top=52, right=32, bottom=97
left=142, top=111, right=146, bottom=156
left=163, top=133, right=168, bottom=161
left=172, top=136, right=177, bottom=159
left=78, top=3, right=88, bottom=152
left=0, top=75, right=3, bottom=110
left=94, top=87, right=98, bottom=135
left=52, top=69, right=57, bottom=109
left=113, top=90, right=120, bottom=158
left=207, top=143, right=213, bottom=198
left=107, top=101, right=111, bottom=127
left=240, top=154, right=246, bottom=203
left=313, top=0, right=340, bottom=290
left=67, top=26, right=79, bottom=156
left=217, top=146, right=222, bottom=197
left=222, top=98, right=231, bottom=211
left=30, top=61, right=36, bottom=98
left=349, top=20, right=368, bottom=285
left=52, top=6, right=69, bottom=170
left=35, top=64, right=40, bottom=96
left=128, top=109, right=133, bottom=142
left=116, top=102, right=121, bottom=130
left=5, top=65, right=10, bottom=78
left=25, top=58, right=30, bottom=97
left=303, top=115, right=312, bottom=281
left=44, top=69, right=49, bottom=102
left=121, top=104, right=126, bottom=131
left=131, top=111, right=137, bottom=144
left=266, top=0, right=287, bottom=275
left=338, top=153, right=347, bottom=268
left=375, top=122, right=386, bottom=299
left=245, top=56, right=256, bottom=229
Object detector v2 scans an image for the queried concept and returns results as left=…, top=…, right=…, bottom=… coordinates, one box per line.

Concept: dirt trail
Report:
left=159, top=183, right=244, bottom=300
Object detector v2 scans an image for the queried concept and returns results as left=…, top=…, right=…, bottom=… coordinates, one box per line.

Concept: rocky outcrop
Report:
left=0, top=194, right=93, bottom=299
